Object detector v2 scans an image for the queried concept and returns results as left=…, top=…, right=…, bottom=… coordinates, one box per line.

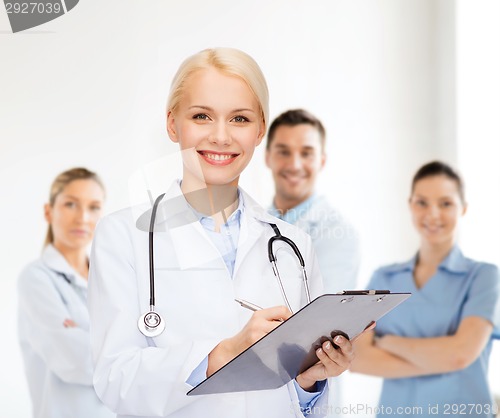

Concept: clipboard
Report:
left=187, top=291, right=411, bottom=396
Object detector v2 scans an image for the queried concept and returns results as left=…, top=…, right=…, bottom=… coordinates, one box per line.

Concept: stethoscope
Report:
left=137, top=193, right=312, bottom=338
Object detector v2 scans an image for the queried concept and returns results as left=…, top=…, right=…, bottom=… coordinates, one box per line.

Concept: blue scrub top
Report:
left=369, top=246, right=500, bottom=418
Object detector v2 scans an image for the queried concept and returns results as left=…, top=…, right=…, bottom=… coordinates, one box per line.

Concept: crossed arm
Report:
left=350, top=316, right=493, bottom=378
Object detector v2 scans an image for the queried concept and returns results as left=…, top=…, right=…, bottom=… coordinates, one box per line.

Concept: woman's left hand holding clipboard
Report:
left=207, top=306, right=375, bottom=391
left=296, top=321, right=377, bottom=392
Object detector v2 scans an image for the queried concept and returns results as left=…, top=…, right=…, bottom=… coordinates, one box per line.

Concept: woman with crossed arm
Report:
left=351, top=161, right=499, bottom=418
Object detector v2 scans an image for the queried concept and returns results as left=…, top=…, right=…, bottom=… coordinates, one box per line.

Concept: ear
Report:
left=44, top=203, right=52, bottom=224
left=320, top=153, right=327, bottom=170
left=461, top=203, right=468, bottom=216
left=265, top=148, right=271, bottom=168
left=166, top=111, right=179, bottom=143
left=255, top=120, right=266, bottom=147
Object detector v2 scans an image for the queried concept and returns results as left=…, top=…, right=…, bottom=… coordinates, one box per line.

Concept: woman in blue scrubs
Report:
left=351, top=161, right=499, bottom=418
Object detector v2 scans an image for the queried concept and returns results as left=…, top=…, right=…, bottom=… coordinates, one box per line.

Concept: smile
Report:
left=280, top=172, right=307, bottom=184
left=71, top=229, right=89, bottom=236
left=198, top=151, right=239, bottom=166
left=422, top=224, right=444, bottom=233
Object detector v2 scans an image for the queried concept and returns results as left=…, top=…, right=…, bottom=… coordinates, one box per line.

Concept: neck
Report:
left=181, top=175, right=239, bottom=232
left=273, top=193, right=312, bottom=214
left=417, top=240, right=454, bottom=268
left=52, top=242, right=89, bottom=280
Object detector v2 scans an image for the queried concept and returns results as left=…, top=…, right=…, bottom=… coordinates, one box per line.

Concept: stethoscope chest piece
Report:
left=138, top=309, right=165, bottom=338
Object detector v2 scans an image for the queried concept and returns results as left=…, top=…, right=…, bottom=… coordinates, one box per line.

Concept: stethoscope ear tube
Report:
left=149, top=193, right=166, bottom=307
left=267, top=223, right=311, bottom=310
left=268, top=224, right=305, bottom=267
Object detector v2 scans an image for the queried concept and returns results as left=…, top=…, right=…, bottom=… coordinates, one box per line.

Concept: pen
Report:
left=234, top=299, right=285, bottom=322
left=234, top=298, right=263, bottom=312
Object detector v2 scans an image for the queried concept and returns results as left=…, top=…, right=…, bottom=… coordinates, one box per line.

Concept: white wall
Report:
left=456, top=0, right=500, bottom=401
left=0, top=0, right=497, bottom=417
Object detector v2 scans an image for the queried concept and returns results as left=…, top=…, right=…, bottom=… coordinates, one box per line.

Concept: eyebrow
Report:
left=413, top=194, right=454, bottom=200
left=188, top=105, right=256, bottom=113
left=273, top=143, right=316, bottom=151
left=61, top=195, right=102, bottom=203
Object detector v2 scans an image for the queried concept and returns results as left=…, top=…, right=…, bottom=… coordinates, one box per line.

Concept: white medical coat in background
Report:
left=17, top=245, right=114, bottom=418
left=291, top=196, right=360, bottom=293
left=88, top=181, right=331, bottom=418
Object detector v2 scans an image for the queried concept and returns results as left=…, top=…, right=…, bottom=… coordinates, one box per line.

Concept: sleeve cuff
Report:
left=293, top=379, right=327, bottom=415
left=186, top=355, right=208, bottom=387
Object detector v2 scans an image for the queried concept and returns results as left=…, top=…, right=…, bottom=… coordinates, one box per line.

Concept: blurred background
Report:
left=1, top=0, right=499, bottom=416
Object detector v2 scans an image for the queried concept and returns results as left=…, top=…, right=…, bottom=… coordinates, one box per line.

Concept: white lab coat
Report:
left=17, top=245, right=115, bottom=418
left=88, top=181, right=331, bottom=418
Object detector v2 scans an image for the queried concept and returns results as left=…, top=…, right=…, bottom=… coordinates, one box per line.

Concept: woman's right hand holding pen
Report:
left=207, top=305, right=292, bottom=377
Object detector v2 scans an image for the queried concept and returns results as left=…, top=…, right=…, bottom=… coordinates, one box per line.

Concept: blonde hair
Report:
left=167, top=48, right=269, bottom=130
left=44, top=168, right=105, bottom=247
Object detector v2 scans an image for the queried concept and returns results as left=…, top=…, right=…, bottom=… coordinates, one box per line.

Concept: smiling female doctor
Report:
left=88, top=48, right=355, bottom=418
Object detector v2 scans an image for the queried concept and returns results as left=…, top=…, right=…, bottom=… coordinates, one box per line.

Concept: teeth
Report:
left=204, top=153, right=233, bottom=161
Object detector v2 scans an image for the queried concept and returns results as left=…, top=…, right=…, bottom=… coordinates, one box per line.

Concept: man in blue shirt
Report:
left=265, top=109, right=360, bottom=417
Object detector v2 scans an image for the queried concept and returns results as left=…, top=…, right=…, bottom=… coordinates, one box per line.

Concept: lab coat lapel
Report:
left=138, top=181, right=224, bottom=270
left=168, top=221, right=222, bottom=270
left=233, top=190, right=278, bottom=278
left=41, top=244, right=87, bottom=288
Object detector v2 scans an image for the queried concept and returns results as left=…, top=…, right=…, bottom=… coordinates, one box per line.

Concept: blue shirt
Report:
left=369, top=246, right=500, bottom=417
left=196, top=192, right=243, bottom=277
left=270, top=194, right=319, bottom=225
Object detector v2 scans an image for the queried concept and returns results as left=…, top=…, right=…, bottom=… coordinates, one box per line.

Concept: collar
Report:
left=192, top=189, right=244, bottom=228
left=136, top=180, right=278, bottom=231
left=134, top=180, right=278, bottom=272
left=437, top=246, right=471, bottom=273
left=269, top=194, right=318, bottom=225
left=41, top=244, right=88, bottom=287
left=382, top=257, right=415, bottom=275
left=383, top=246, right=471, bottom=275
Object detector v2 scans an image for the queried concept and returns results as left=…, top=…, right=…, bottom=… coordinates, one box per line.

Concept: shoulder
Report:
left=99, top=205, right=144, bottom=227
left=470, top=260, right=499, bottom=282
left=307, top=196, right=344, bottom=220
left=18, top=257, right=54, bottom=291
left=243, top=190, right=313, bottom=245
left=368, top=260, right=413, bottom=290
left=272, top=215, right=313, bottom=243
left=467, top=261, right=500, bottom=302
left=446, top=248, right=499, bottom=280
left=304, top=196, right=357, bottom=231
left=372, top=259, right=414, bottom=279
left=95, top=203, right=149, bottom=238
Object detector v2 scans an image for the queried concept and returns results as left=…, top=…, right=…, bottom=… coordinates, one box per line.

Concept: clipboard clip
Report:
left=336, top=290, right=391, bottom=295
